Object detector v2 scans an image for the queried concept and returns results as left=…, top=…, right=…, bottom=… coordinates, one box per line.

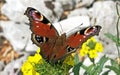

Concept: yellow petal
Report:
left=88, top=50, right=98, bottom=58
left=95, top=42, right=103, bottom=52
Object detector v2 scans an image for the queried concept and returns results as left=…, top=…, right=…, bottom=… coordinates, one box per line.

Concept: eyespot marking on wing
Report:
left=39, top=14, right=44, bottom=21
left=66, top=45, right=76, bottom=52
left=33, top=34, right=49, bottom=44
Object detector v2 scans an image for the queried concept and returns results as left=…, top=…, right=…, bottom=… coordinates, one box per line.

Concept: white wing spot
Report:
left=35, top=10, right=38, bottom=13
left=35, top=21, right=39, bottom=23
left=77, top=32, right=80, bottom=34
left=47, top=23, right=51, bottom=26
left=83, top=36, right=86, bottom=38
left=36, top=25, right=39, bottom=28
left=79, top=39, right=81, bottom=41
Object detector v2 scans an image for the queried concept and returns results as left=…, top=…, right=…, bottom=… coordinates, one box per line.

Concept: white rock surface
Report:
left=75, top=0, right=95, bottom=8
left=56, top=0, right=75, bottom=10
left=0, top=71, right=8, bottom=75
left=0, top=21, right=37, bottom=51
left=3, top=53, right=29, bottom=75
left=68, top=8, right=89, bottom=17
left=89, top=1, right=119, bottom=59
left=0, top=61, right=5, bottom=71
left=1, top=0, right=63, bottom=23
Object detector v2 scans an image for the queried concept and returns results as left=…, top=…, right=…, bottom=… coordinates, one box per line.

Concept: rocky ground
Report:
left=0, top=0, right=120, bottom=75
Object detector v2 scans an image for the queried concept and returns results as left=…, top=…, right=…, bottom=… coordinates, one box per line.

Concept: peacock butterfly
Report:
left=25, top=7, right=101, bottom=63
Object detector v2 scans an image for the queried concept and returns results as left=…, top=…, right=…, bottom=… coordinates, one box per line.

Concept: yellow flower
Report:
left=90, top=37, right=97, bottom=42
left=21, top=48, right=42, bottom=75
left=37, top=47, right=40, bottom=53
left=28, top=53, right=42, bottom=64
left=21, top=61, right=40, bottom=75
left=79, top=37, right=103, bottom=58
left=71, top=53, right=75, bottom=57
left=27, top=48, right=42, bottom=64
left=95, top=42, right=103, bottom=52
left=88, top=50, right=98, bottom=58
left=80, top=49, right=88, bottom=56
left=63, top=55, right=74, bottom=66
left=82, top=42, right=89, bottom=49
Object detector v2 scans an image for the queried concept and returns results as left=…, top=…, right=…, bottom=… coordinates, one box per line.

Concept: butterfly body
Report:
left=25, top=7, right=101, bottom=63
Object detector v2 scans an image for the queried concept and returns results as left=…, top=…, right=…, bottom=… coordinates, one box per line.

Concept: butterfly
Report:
left=25, top=7, right=101, bottom=63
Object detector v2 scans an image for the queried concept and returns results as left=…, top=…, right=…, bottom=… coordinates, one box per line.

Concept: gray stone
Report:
left=89, top=1, right=119, bottom=59
left=0, top=71, right=8, bottom=75
left=56, top=0, right=75, bottom=10
left=0, top=21, right=37, bottom=51
left=1, top=0, right=63, bottom=23
left=75, top=0, right=95, bottom=8
left=68, top=8, right=89, bottom=17
left=0, top=61, right=5, bottom=71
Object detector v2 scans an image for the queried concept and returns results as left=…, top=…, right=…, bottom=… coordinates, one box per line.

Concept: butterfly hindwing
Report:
left=66, top=26, right=101, bottom=48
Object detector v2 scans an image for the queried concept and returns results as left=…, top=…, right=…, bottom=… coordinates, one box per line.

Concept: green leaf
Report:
left=73, top=62, right=83, bottom=75
left=110, top=59, right=119, bottom=69
left=102, top=70, right=111, bottom=75
left=74, top=54, right=80, bottom=65
left=105, top=33, right=120, bottom=46
left=105, top=66, right=120, bottom=75
left=83, top=56, right=108, bottom=75
left=92, top=56, right=108, bottom=75
left=84, top=64, right=95, bottom=75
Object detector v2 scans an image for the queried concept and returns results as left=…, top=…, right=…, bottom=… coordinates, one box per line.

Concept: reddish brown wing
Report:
left=45, top=26, right=101, bottom=62
left=24, top=7, right=58, bottom=39
left=66, top=26, right=101, bottom=48
left=25, top=7, right=59, bottom=62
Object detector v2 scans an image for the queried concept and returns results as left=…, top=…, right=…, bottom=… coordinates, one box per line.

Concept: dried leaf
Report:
left=0, top=36, right=20, bottom=64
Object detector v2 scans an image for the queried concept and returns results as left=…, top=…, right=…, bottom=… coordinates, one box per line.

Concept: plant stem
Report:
left=116, top=2, right=120, bottom=58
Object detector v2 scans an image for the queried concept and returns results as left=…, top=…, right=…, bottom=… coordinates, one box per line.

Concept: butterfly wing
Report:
left=66, top=25, right=101, bottom=49
left=48, top=26, right=101, bottom=62
left=25, top=7, right=59, bottom=61
left=25, top=7, right=59, bottom=39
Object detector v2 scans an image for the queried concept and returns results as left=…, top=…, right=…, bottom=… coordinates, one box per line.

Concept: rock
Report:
left=0, top=21, right=37, bottom=51
left=1, top=0, right=63, bottom=23
left=89, top=1, right=118, bottom=59
left=56, top=0, right=75, bottom=10
left=0, top=61, right=5, bottom=71
left=75, top=0, right=95, bottom=8
left=3, top=53, right=29, bottom=75
left=52, top=1, right=63, bottom=21
left=68, top=8, right=89, bottom=17
left=0, top=71, right=8, bottom=75
left=1, top=0, right=26, bottom=22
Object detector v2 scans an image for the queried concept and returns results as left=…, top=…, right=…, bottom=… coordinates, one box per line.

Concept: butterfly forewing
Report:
left=25, top=7, right=58, bottom=39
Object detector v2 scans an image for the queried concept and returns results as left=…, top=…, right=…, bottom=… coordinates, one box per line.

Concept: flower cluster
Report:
left=80, top=37, right=103, bottom=58
left=21, top=48, right=74, bottom=75
left=21, top=48, right=42, bottom=75
left=63, top=54, right=74, bottom=66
